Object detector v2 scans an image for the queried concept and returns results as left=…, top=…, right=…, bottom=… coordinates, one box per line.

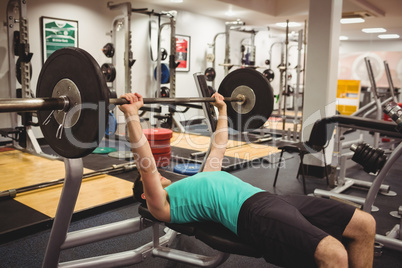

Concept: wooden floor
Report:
left=0, top=150, right=133, bottom=218
left=0, top=131, right=279, bottom=220
left=170, top=132, right=279, bottom=161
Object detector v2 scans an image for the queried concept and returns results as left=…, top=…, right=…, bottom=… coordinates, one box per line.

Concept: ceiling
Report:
left=137, top=0, right=402, bottom=41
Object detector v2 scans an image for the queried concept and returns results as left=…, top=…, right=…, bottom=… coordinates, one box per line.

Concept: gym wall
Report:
left=1, top=0, right=402, bottom=143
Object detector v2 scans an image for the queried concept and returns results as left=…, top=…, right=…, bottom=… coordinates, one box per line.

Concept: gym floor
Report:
left=0, top=125, right=402, bottom=267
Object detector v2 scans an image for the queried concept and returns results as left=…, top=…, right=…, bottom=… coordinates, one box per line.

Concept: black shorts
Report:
left=237, top=192, right=356, bottom=268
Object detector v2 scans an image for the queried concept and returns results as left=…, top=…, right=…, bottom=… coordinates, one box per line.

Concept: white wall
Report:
left=1, top=0, right=401, bottom=143
left=0, top=0, right=290, bottom=139
left=340, top=39, right=402, bottom=54
left=0, top=0, right=229, bottom=140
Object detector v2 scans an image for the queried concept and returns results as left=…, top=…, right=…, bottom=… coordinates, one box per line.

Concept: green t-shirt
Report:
left=165, top=171, right=263, bottom=234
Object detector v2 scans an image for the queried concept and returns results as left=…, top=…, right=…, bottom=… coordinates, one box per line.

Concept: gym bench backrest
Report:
left=138, top=204, right=263, bottom=258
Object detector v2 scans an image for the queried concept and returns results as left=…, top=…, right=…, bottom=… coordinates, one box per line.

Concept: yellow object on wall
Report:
left=336, top=80, right=361, bottom=115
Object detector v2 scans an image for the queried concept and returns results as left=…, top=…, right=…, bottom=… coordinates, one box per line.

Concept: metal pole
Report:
left=384, top=60, right=398, bottom=102
left=364, top=57, right=381, bottom=147
left=111, top=96, right=243, bottom=105
left=0, top=98, right=66, bottom=112
left=0, top=96, right=244, bottom=113
left=282, top=20, right=289, bottom=131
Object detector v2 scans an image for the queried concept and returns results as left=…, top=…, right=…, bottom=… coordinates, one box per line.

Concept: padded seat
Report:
left=138, top=205, right=262, bottom=258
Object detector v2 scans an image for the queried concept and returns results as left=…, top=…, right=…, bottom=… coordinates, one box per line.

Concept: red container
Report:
left=154, top=151, right=172, bottom=167
left=143, top=128, right=172, bottom=167
left=143, top=128, right=173, bottom=140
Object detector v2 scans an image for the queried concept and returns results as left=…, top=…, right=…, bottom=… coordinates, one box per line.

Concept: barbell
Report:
left=0, top=47, right=274, bottom=159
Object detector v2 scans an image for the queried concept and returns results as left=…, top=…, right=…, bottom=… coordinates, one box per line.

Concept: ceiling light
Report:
left=362, top=28, right=386, bottom=33
left=275, top=22, right=301, bottom=28
left=339, top=36, right=349, bottom=40
left=340, top=18, right=365, bottom=24
left=225, top=10, right=235, bottom=17
left=225, top=5, right=235, bottom=17
left=170, top=0, right=183, bottom=2
left=378, top=34, right=400, bottom=39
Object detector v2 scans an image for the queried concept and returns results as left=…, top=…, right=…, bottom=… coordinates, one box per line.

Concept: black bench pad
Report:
left=138, top=205, right=262, bottom=258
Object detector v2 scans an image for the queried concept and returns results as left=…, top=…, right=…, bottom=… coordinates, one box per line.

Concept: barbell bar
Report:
left=0, top=96, right=245, bottom=113
left=1, top=47, right=274, bottom=159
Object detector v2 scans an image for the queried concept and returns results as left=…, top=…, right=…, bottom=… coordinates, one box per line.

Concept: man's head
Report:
left=132, top=173, right=172, bottom=206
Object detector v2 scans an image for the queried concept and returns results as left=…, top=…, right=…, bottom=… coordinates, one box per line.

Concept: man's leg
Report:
left=315, top=235, right=348, bottom=267
left=342, top=209, right=376, bottom=267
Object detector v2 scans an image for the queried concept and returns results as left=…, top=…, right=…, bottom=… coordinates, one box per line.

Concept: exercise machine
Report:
left=328, top=57, right=400, bottom=201
left=0, top=47, right=274, bottom=267
left=369, top=101, right=402, bottom=252
left=3, top=0, right=57, bottom=159
left=312, top=115, right=402, bottom=212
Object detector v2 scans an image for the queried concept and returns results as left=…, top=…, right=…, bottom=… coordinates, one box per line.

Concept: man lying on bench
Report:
left=119, top=92, right=376, bottom=268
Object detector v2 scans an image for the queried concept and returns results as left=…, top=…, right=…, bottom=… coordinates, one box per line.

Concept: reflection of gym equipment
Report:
left=0, top=59, right=274, bottom=266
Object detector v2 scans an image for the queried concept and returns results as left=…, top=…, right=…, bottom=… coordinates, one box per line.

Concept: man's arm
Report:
left=202, top=92, right=228, bottom=172
left=119, top=93, right=170, bottom=222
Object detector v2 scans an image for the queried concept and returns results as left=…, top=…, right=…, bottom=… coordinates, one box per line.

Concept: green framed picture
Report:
left=40, top=16, right=78, bottom=63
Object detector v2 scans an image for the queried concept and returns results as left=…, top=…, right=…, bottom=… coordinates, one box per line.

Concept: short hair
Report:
left=133, top=174, right=147, bottom=207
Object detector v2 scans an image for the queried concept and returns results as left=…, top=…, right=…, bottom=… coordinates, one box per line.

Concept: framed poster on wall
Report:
left=176, top=35, right=190, bottom=72
left=40, top=17, right=78, bottom=63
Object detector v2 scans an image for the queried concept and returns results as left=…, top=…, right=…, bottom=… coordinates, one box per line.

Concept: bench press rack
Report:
left=42, top=157, right=260, bottom=267
left=41, top=73, right=263, bottom=267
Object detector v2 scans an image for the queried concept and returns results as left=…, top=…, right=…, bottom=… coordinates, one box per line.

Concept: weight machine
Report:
left=325, top=57, right=400, bottom=202
left=37, top=71, right=271, bottom=267
left=106, top=2, right=184, bottom=132
left=266, top=22, right=306, bottom=141
left=374, top=101, right=402, bottom=252
left=311, top=114, right=402, bottom=212
left=205, top=20, right=247, bottom=92
left=3, top=0, right=57, bottom=159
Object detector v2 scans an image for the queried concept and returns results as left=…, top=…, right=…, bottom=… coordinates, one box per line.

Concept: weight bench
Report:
left=138, top=205, right=262, bottom=261
left=42, top=73, right=263, bottom=267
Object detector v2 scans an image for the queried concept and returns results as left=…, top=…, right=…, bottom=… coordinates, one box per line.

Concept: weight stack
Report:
left=143, top=128, right=173, bottom=167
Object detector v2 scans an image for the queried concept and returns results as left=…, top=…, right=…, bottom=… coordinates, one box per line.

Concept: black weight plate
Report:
left=37, top=47, right=109, bottom=158
left=101, top=63, right=116, bottom=82
left=16, top=57, right=32, bottom=84
left=205, top=67, right=216, bottom=82
left=218, top=68, right=274, bottom=132
left=102, top=43, right=115, bottom=58
left=263, top=68, right=275, bottom=82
